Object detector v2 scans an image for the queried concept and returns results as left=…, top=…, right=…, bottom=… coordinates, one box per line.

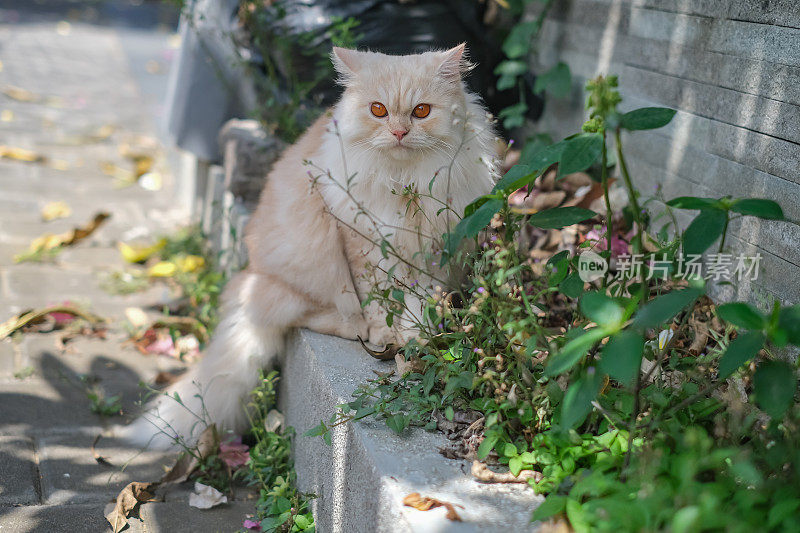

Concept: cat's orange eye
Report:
left=412, top=103, right=431, bottom=119
left=370, top=102, right=388, bottom=118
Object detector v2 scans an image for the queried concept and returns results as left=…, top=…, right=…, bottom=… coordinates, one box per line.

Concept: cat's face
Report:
left=332, top=45, right=470, bottom=161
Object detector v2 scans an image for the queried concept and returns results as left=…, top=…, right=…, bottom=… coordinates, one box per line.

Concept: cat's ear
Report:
left=436, top=43, right=473, bottom=81
left=331, top=47, right=363, bottom=85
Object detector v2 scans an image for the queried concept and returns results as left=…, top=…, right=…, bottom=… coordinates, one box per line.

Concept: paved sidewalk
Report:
left=0, top=3, right=253, bottom=531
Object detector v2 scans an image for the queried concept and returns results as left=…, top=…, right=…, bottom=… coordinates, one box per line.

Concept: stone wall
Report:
left=532, top=0, right=800, bottom=305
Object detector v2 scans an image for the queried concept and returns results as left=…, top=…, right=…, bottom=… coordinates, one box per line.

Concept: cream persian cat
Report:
left=124, top=44, right=498, bottom=448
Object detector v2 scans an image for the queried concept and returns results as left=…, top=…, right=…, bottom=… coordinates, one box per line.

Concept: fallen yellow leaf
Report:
left=146, top=255, right=204, bottom=277
left=14, top=212, right=110, bottom=262
left=41, top=201, right=72, bottom=222
left=2, top=85, right=39, bottom=102
left=1, top=110, right=13, bottom=122
left=175, top=255, right=205, bottom=273
left=147, top=261, right=177, bottom=277
left=117, top=238, right=166, bottom=263
left=0, top=145, right=46, bottom=163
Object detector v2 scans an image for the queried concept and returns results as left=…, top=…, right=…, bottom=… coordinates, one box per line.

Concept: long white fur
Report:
left=121, top=45, right=498, bottom=449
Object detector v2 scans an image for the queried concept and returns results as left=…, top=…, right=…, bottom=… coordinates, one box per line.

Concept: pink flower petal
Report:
left=243, top=519, right=261, bottom=531
left=220, top=436, right=250, bottom=469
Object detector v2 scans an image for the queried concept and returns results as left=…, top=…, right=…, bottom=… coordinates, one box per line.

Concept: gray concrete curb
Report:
left=279, top=330, right=542, bottom=533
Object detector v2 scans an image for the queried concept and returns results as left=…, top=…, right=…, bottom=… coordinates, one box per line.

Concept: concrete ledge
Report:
left=279, top=330, right=542, bottom=533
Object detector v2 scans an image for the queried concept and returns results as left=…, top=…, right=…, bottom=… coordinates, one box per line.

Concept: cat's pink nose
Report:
left=391, top=129, right=408, bottom=141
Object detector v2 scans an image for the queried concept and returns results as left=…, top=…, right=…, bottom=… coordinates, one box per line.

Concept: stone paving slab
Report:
left=37, top=433, right=175, bottom=505
left=0, top=437, right=39, bottom=506
left=0, top=503, right=144, bottom=533
left=141, top=502, right=256, bottom=533
left=0, top=1, right=261, bottom=531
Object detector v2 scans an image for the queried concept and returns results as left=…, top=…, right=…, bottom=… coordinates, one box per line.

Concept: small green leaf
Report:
left=509, top=456, right=524, bottom=476
left=633, top=288, right=703, bottom=329
left=304, top=421, right=327, bottom=438
left=560, top=370, right=602, bottom=428
left=496, top=75, right=516, bottom=91
left=545, top=328, right=608, bottom=376
left=477, top=432, right=499, bottom=459
left=503, top=442, right=518, bottom=457
left=293, top=514, right=312, bottom=529
left=666, top=196, right=722, bottom=210
left=386, top=414, right=408, bottom=434
left=492, top=164, right=535, bottom=194
left=445, top=405, right=454, bottom=421
left=580, top=292, right=624, bottom=328
left=718, top=331, right=766, bottom=379
left=532, top=494, right=568, bottom=522
left=520, top=139, right=567, bottom=169
left=558, top=133, right=603, bottom=175
left=778, top=305, right=800, bottom=345
left=753, top=360, right=796, bottom=419
left=528, top=207, right=598, bottom=229
left=559, top=272, right=585, bottom=299
left=494, top=60, right=528, bottom=77
left=683, top=208, right=727, bottom=256
left=620, top=107, right=676, bottom=131
left=717, top=302, right=766, bottom=330
left=533, top=62, right=571, bottom=96
left=498, top=101, right=528, bottom=129
left=502, top=21, right=540, bottom=58
left=391, top=289, right=405, bottom=304
left=730, top=198, right=784, bottom=220
left=599, top=330, right=645, bottom=385
left=444, top=198, right=503, bottom=256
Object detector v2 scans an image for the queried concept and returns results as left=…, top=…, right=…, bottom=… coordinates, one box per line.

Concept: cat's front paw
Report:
left=368, top=325, right=395, bottom=347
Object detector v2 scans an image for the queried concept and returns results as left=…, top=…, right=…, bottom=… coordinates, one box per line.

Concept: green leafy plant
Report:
left=239, top=372, right=315, bottom=532
left=309, top=73, right=800, bottom=532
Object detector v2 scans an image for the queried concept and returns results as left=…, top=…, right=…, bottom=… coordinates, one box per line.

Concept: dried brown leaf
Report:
left=153, top=371, right=181, bottom=387
left=0, top=305, right=104, bottom=340
left=105, top=481, right=157, bottom=533
left=356, top=335, right=398, bottom=360
left=540, top=517, right=575, bottom=533
left=402, top=492, right=463, bottom=521
left=471, top=460, right=542, bottom=484
left=394, top=353, right=425, bottom=375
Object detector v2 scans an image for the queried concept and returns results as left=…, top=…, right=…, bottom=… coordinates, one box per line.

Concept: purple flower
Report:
left=477, top=287, right=486, bottom=294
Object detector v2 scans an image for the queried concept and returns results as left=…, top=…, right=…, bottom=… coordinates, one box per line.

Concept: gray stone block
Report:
left=709, top=20, right=800, bottom=67
left=620, top=65, right=800, bottom=144
left=632, top=0, right=800, bottom=28
left=219, top=119, right=286, bottom=208
left=706, top=121, right=800, bottom=186
left=629, top=7, right=711, bottom=45
left=620, top=36, right=800, bottom=106
left=280, top=330, right=542, bottom=533
left=0, top=436, right=39, bottom=505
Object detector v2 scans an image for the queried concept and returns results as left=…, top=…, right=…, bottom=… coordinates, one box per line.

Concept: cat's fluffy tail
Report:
left=119, top=277, right=284, bottom=450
